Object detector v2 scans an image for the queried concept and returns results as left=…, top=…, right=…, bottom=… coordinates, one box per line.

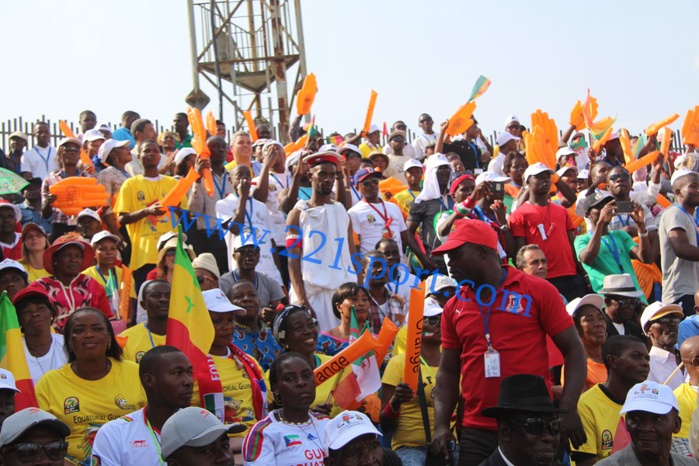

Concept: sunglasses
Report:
left=361, top=177, right=380, bottom=187
left=609, top=172, right=630, bottom=182
left=3, top=441, right=68, bottom=462
left=197, top=275, right=216, bottom=285
left=165, top=249, right=176, bottom=257
left=610, top=297, right=640, bottom=307
left=424, top=316, right=441, bottom=326
left=510, top=417, right=562, bottom=436
left=420, top=119, right=432, bottom=124
left=653, top=316, right=681, bottom=325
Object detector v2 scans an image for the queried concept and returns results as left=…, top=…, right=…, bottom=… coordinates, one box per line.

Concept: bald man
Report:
left=673, top=336, right=699, bottom=455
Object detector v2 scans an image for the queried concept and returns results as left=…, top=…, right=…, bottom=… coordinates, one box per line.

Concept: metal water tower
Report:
left=186, top=0, right=307, bottom=143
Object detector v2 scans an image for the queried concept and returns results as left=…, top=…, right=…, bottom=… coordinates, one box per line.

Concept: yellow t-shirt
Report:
left=393, top=326, right=407, bottom=356
left=114, top=175, right=187, bottom=271
left=382, top=353, right=438, bottom=449
left=674, top=383, right=697, bottom=439
left=192, top=351, right=269, bottom=437
left=35, top=359, right=145, bottom=464
left=358, top=143, right=382, bottom=158
left=82, top=266, right=137, bottom=300
left=118, top=323, right=167, bottom=363
left=265, top=353, right=342, bottom=418
left=393, top=189, right=420, bottom=218
left=573, top=384, right=622, bottom=460
left=20, top=262, right=49, bottom=283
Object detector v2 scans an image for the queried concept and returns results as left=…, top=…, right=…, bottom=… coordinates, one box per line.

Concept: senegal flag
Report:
left=166, top=228, right=224, bottom=421
left=0, top=291, right=38, bottom=409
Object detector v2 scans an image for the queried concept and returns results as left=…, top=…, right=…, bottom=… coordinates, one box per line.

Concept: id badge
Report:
left=484, top=347, right=501, bottom=378
left=474, top=168, right=484, bottom=175
left=537, top=224, right=548, bottom=241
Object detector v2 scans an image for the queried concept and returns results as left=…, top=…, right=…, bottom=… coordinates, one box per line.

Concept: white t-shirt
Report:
left=23, top=334, right=67, bottom=386
left=252, top=172, right=288, bottom=244
left=384, top=143, right=417, bottom=160
left=216, top=194, right=283, bottom=287
left=92, top=408, right=162, bottom=466
left=243, top=410, right=330, bottom=465
left=412, top=133, right=438, bottom=161
left=21, top=146, right=58, bottom=180
left=348, top=200, right=407, bottom=256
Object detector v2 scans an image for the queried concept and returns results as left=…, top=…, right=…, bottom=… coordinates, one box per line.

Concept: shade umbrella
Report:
left=0, top=168, right=28, bottom=195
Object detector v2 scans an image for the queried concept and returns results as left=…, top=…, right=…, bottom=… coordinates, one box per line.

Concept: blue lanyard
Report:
left=213, top=173, right=228, bottom=199
left=437, top=195, right=453, bottom=212
left=408, top=190, right=417, bottom=200
left=616, top=214, right=631, bottom=227
left=601, top=234, right=624, bottom=273
left=145, top=325, right=156, bottom=349
left=350, top=183, right=361, bottom=201
left=244, top=198, right=254, bottom=229
left=270, top=173, right=287, bottom=190
left=676, top=204, right=699, bottom=245
left=36, top=147, right=52, bottom=172
left=96, top=267, right=117, bottom=291
left=233, top=269, right=258, bottom=288
left=476, top=269, right=508, bottom=348
left=469, top=142, right=480, bottom=168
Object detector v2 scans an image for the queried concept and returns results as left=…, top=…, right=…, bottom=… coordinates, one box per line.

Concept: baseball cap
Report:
left=157, top=232, right=187, bottom=252
left=619, top=381, right=678, bottom=415
left=556, top=165, right=578, bottom=178
left=566, top=294, right=604, bottom=318
left=0, top=369, right=19, bottom=393
left=323, top=410, right=382, bottom=455
left=251, top=138, right=270, bottom=149
left=202, top=289, right=245, bottom=314
left=585, top=192, right=614, bottom=213
left=556, top=146, right=576, bottom=161
left=578, top=169, right=590, bottom=180
left=57, top=137, right=81, bottom=149
left=432, top=219, right=498, bottom=255
left=671, top=168, right=696, bottom=188
left=496, top=132, right=520, bottom=147
left=504, top=115, right=520, bottom=127
left=90, top=230, right=121, bottom=246
left=403, top=159, right=423, bottom=171
left=449, top=173, right=476, bottom=195
left=368, top=124, right=380, bottom=134
left=98, top=138, right=130, bottom=163
left=475, top=171, right=510, bottom=186
left=302, top=151, right=341, bottom=167
left=523, top=162, right=555, bottom=183
left=174, top=148, right=197, bottom=166
left=8, top=131, right=27, bottom=141
left=0, top=259, right=27, bottom=279
left=354, top=167, right=383, bottom=185
left=0, top=200, right=21, bottom=223
left=76, top=208, right=101, bottom=223
left=337, top=144, right=361, bottom=158
left=12, top=286, right=51, bottom=307
left=83, top=129, right=105, bottom=142
left=423, top=297, right=444, bottom=317
left=640, top=302, right=684, bottom=335
left=0, top=408, right=70, bottom=448
left=388, top=130, right=406, bottom=141
left=232, top=234, right=261, bottom=252
left=192, top=253, right=220, bottom=279
left=161, top=407, right=245, bottom=460
left=21, top=223, right=46, bottom=240
left=425, top=274, right=457, bottom=295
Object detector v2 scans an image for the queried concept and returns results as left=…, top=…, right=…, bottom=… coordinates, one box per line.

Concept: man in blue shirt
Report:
left=112, top=110, right=140, bottom=148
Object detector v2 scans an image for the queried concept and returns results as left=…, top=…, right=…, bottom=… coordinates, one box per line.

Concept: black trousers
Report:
left=458, top=428, right=498, bottom=466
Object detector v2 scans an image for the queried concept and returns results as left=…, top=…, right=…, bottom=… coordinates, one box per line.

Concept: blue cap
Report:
left=353, top=167, right=383, bottom=185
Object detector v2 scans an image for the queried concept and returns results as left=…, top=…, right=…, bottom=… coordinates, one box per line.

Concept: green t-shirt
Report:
left=574, top=229, right=647, bottom=303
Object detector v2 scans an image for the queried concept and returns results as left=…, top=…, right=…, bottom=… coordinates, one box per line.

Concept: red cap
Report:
left=449, top=174, right=476, bottom=195
left=431, top=219, right=498, bottom=255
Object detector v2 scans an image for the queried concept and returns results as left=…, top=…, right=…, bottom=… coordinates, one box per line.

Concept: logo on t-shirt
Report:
left=601, top=429, right=613, bottom=450
left=64, top=397, right=79, bottom=414
left=135, top=351, right=146, bottom=363
left=131, top=440, right=149, bottom=448
left=114, top=395, right=137, bottom=411
left=366, top=214, right=376, bottom=224
left=137, top=191, right=145, bottom=202
left=284, top=434, right=302, bottom=447
left=91, top=456, right=101, bottom=466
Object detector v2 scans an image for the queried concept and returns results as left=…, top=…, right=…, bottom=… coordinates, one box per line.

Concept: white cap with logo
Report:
left=161, top=407, right=245, bottom=460
left=323, top=410, right=381, bottom=455
left=0, top=408, right=69, bottom=448
left=620, top=381, right=678, bottom=415
left=202, top=289, right=245, bottom=314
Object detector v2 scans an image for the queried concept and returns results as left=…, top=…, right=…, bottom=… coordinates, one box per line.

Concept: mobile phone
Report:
left=491, top=182, right=505, bottom=194
left=617, top=200, right=634, bottom=213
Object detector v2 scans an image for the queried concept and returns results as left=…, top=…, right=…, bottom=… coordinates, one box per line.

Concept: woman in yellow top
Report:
left=82, top=231, right=137, bottom=319
left=19, top=223, right=49, bottom=282
left=270, top=305, right=340, bottom=416
left=565, top=294, right=608, bottom=391
left=191, top=289, right=269, bottom=456
left=380, top=298, right=444, bottom=464
left=36, top=307, right=145, bottom=465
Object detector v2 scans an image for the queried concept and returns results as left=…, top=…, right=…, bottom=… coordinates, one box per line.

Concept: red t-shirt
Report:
left=0, top=234, right=22, bottom=260
left=441, top=266, right=573, bottom=431
left=508, top=202, right=577, bottom=278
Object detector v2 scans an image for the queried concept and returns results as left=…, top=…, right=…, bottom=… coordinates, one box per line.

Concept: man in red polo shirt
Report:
left=429, top=219, right=587, bottom=466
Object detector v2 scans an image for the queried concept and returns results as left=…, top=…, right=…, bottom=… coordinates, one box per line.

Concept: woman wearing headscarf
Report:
left=406, top=154, right=452, bottom=273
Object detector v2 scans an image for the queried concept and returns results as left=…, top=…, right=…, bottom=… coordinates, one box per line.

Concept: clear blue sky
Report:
left=1, top=0, right=698, bottom=139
